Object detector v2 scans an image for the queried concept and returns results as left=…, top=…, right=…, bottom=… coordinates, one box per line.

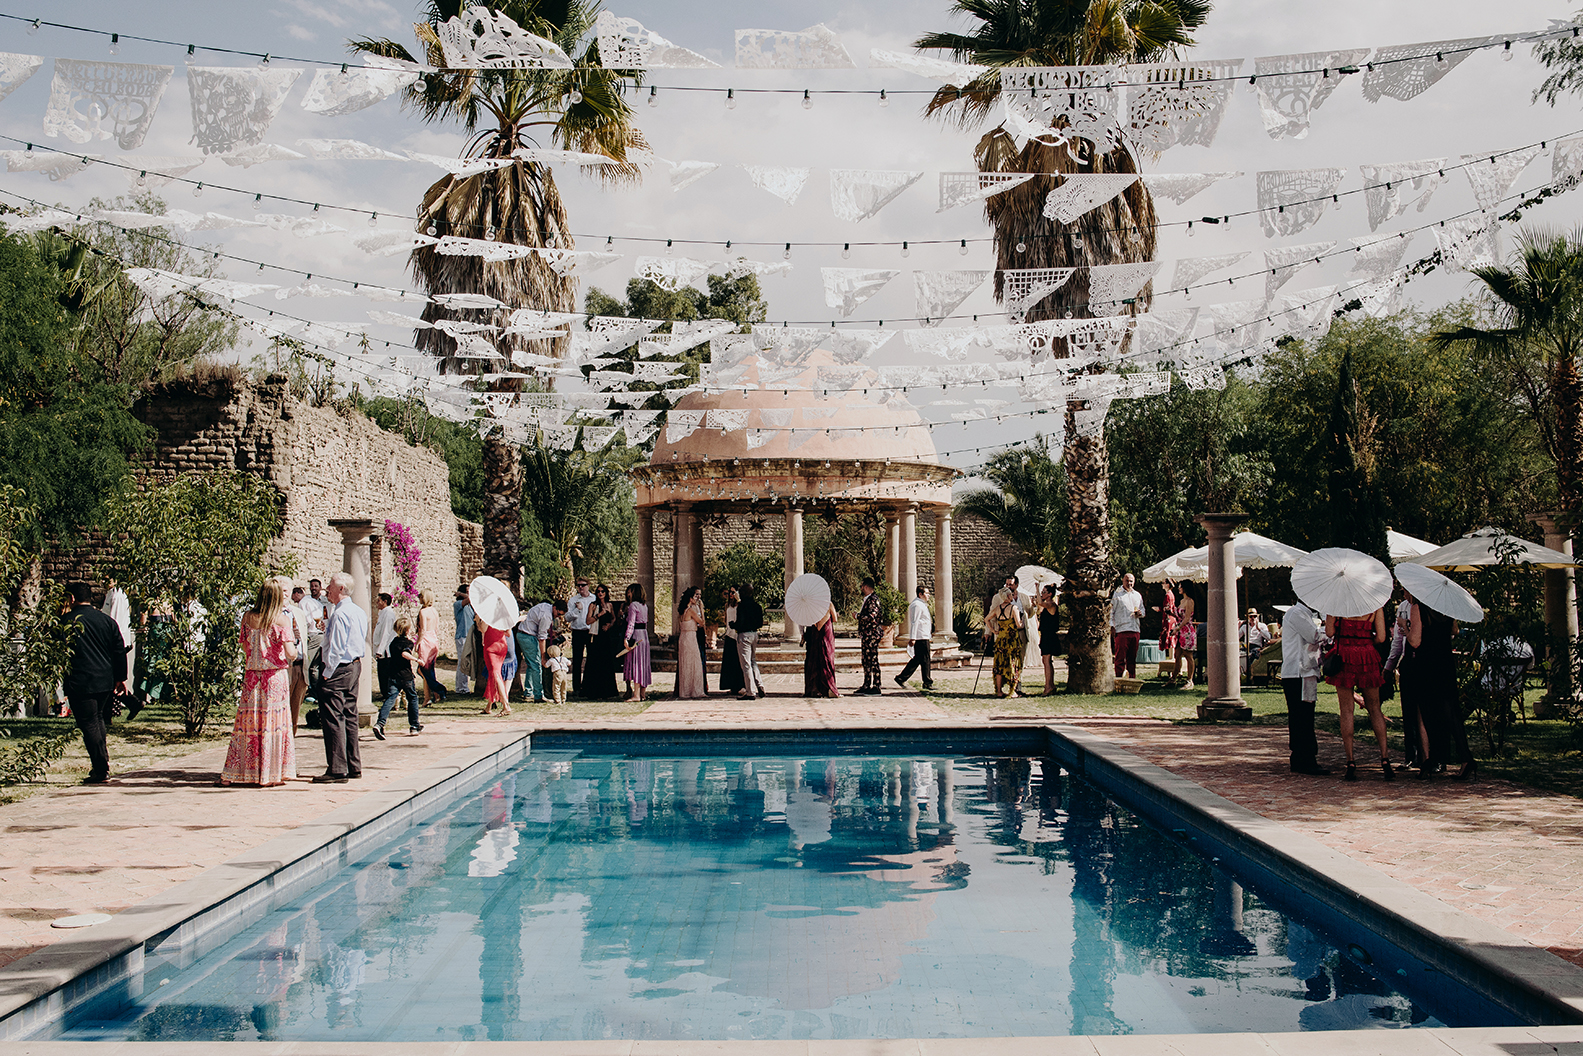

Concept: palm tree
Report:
left=352, top=2, right=647, bottom=588
left=1433, top=229, right=1583, bottom=705
left=916, top=0, right=1211, bottom=692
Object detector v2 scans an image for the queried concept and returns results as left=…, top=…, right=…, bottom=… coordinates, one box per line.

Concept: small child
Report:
left=545, top=643, right=571, bottom=704
left=376, top=617, right=423, bottom=739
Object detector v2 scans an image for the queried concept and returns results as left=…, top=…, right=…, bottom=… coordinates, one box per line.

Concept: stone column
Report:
left=672, top=504, right=693, bottom=637
left=1528, top=511, right=1577, bottom=709
left=1194, top=513, right=1251, bottom=720
left=934, top=510, right=954, bottom=641
left=784, top=504, right=804, bottom=637
left=636, top=507, right=655, bottom=620
left=690, top=508, right=706, bottom=595
left=900, top=503, right=918, bottom=601
left=885, top=513, right=901, bottom=589
left=329, top=518, right=379, bottom=717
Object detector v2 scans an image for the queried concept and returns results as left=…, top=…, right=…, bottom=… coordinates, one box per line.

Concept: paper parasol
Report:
left=1015, top=565, right=1062, bottom=595
left=784, top=573, right=832, bottom=626
left=1290, top=548, right=1393, bottom=618
left=1395, top=562, right=1484, bottom=623
left=468, top=575, right=520, bottom=631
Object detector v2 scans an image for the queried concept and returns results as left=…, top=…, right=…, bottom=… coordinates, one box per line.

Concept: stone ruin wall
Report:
left=45, top=375, right=482, bottom=642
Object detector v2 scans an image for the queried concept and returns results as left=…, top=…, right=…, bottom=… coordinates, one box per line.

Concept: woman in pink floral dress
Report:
left=221, top=577, right=298, bottom=787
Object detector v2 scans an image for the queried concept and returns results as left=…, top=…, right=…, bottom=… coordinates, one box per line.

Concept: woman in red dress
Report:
left=480, top=617, right=512, bottom=716
left=1325, top=607, right=1391, bottom=781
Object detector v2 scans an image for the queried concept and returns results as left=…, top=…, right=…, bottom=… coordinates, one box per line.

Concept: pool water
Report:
left=62, top=751, right=1484, bottom=1042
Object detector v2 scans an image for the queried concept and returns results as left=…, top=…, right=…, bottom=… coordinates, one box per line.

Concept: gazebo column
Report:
left=784, top=504, right=804, bottom=637
left=885, top=513, right=900, bottom=589
left=1195, top=512, right=1252, bottom=720
left=934, top=510, right=953, bottom=641
left=1528, top=511, right=1577, bottom=710
left=900, top=503, right=918, bottom=601
left=689, top=509, right=706, bottom=594
left=636, top=508, right=655, bottom=620
left=672, top=503, right=694, bottom=635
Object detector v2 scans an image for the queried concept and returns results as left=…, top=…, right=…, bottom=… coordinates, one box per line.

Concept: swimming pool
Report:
left=51, top=744, right=1514, bottom=1042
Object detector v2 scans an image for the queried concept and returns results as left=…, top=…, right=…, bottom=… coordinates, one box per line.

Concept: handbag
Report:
left=1321, top=647, right=1344, bottom=678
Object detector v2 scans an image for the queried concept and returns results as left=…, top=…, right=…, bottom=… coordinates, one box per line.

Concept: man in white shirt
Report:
left=565, top=578, right=595, bottom=697
left=371, top=592, right=396, bottom=697
left=315, top=571, right=369, bottom=784
left=277, top=575, right=311, bottom=733
left=1281, top=600, right=1329, bottom=775
left=516, top=598, right=564, bottom=703
left=1240, top=608, right=1271, bottom=677
left=893, top=584, right=935, bottom=690
left=300, top=578, right=329, bottom=630
left=1109, top=573, right=1144, bottom=679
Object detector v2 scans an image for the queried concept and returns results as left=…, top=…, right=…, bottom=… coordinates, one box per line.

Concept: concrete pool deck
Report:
left=2, top=669, right=1583, bottom=1047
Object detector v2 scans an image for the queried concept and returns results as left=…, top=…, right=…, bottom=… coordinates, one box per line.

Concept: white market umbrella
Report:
left=1015, top=565, right=1063, bottom=595
left=1402, top=527, right=1577, bottom=572
left=1395, top=562, right=1485, bottom=624
left=468, top=575, right=520, bottom=631
left=1290, top=548, right=1394, bottom=619
left=784, top=573, right=832, bottom=626
left=1387, top=529, right=1438, bottom=563
left=1218, top=530, right=1309, bottom=568
left=1142, top=545, right=1240, bottom=584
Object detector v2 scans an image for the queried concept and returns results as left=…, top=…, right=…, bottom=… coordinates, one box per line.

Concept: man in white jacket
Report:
left=893, top=585, right=934, bottom=690
left=1282, top=600, right=1329, bottom=775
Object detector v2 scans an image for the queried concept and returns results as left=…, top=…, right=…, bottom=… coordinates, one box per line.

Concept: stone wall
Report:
left=47, top=375, right=482, bottom=642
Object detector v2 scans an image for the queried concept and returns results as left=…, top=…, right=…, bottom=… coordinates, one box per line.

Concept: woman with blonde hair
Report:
left=414, top=589, right=446, bottom=705
left=220, top=576, right=298, bottom=786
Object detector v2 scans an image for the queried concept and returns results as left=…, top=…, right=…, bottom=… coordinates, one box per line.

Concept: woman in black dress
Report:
left=1405, top=597, right=1474, bottom=779
left=1036, top=585, right=1060, bottom=695
left=582, top=584, right=621, bottom=699
left=718, top=587, right=744, bottom=694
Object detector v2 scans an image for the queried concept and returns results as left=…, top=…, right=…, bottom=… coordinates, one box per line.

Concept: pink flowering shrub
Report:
left=384, top=519, right=422, bottom=604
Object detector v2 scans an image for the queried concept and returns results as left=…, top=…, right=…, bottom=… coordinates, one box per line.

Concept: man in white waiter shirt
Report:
left=1281, top=600, right=1329, bottom=775
left=371, top=592, right=396, bottom=698
left=1109, top=573, right=1144, bottom=679
left=315, top=571, right=369, bottom=783
left=565, top=578, right=595, bottom=697
left=893, top=584, right=935, bottom=690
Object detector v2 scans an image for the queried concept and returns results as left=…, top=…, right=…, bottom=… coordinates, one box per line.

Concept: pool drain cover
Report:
left=51, top=913, right=112, bottom=929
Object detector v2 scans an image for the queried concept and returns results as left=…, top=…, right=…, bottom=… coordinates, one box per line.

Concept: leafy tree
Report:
left=1322, top=351, right=1390, bottom=563
left=0, top=229, right=148, bottom=541
left=353, top=0, right=648, bottom=590
left=105, top=472, right=291, bottom=736
left=703, top=541, right=785, bottom=622
left=0, top=486, right=70, bottom=719
left=32, top=194, right=238, bottom=388
left=804, top=511, right=886, bottom=614
left=519, top=437, right=639, bottom=598
left=955, top=442, right=1067, bottom=570
left=916, top=0, right=1213, bottom=693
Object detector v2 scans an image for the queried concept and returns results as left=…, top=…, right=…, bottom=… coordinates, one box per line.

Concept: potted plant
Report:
left=874, top=584, right=907, bottom=648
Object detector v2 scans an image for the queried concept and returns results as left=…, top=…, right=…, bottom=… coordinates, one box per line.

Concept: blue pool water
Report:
left=59, top=750, right=1503, bottom=1041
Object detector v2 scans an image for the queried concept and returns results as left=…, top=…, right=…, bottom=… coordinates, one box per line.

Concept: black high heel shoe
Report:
left=1381, top=758, right=1395, bottom=782
left=1343, top=760, right=1358, bottom=782
left=1453, top=759, right=1479, bottom=782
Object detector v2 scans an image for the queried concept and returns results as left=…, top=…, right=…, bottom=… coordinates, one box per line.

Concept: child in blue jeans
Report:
left=375, top=617, right=422, bottom=739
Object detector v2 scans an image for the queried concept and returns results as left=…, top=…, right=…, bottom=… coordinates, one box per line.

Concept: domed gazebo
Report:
left=629, top=349, right=962, bottom=637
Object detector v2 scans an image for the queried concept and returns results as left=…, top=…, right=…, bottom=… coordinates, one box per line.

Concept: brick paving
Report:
left=3, top=679, right=1582, bottom=994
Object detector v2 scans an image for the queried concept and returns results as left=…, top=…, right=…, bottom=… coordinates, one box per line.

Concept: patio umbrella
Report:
left=1386, top=529, right=1438, bottom=563
left=468, top=575, right=520, bottom=631
left=1218, top=530, right=1309, bottom=568
left=1290, top=548, right=1394, bottom=618
left=784, top=573, right=832, bottom=626
left=1015, top=565, right=1062, bottom=595
left=1142, top=545, right=1240, bottom=583
left=1401, top=527, right=1577, bottom=571
left=1394, top=562, right=1485, bottom=624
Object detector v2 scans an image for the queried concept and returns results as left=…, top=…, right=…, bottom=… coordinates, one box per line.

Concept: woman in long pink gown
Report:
left=803, top=602, right=840, bottom=698
left=675, top=587, right=707, bottom=699
left=221, top=578, right=298, bottom=787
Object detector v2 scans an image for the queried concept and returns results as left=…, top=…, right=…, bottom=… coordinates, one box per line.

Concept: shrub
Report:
left=705, top=541, right=784, bottom=623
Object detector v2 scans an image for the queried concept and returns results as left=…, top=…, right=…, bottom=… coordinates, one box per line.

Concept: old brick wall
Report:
left=47, top=375, right=482, bottom=641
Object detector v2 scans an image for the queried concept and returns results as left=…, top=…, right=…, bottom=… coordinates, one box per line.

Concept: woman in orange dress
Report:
left=480, top=616, right=512, bottom=716
left=1325, top=607, right=1391, bottom=782
left=220, top=577, right=298, bottom=787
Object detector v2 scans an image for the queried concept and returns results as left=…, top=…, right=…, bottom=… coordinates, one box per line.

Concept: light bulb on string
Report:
left=959, top=239, right=969, bottom=256
left=569, top=88, right=583, bottom=104
left=369, top=212, right=379, bottom=228
left=842, top=243, right=851, bottom=259
left=251, top=193, right=262, bottom=211
left=413, top=77, right=427, bottom=92
left=783, top=243, right=792, bottom=260
left=878, top=89, right=888, bottom=107
left=109, top=33, right=120, bottom=55
left=648, top=85, right=658, bottom=107
left=802, top=89, right=812, bottom=110
left=900, top=241, right=910, bottom=258
left=1015, top=241, right=1027, bottom=254
left=426, top=222, right=437, bottom=235
left=726, top=88, right=736, bottom=109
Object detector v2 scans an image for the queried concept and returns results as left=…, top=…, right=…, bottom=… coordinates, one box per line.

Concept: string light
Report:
left=648, top=85, right=658, bottom=107
left=801, top=89, right=812, bottom=110
left=107, top=32, right=118, bottom=55
left=725, top=87, right=735, bottom=109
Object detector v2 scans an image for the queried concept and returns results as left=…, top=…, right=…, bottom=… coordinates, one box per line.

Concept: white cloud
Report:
left=285, top=24, right=316, bottom=41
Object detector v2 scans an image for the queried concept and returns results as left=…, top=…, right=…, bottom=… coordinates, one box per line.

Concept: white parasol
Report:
left=1395, top=563, right=1485, bottom=623
left=1290, top=548, right=1393, bottom=618
left=1402, top=527, right=1577, bottom=572
left=1015, top=565, right=1063, bottom=595
left=784, top=573, right=832, bottom=626
left=1196, top=530, right=1308, bottom=569
left=1387, top=529, right=1438, bottom=563
left=468, top=575, right=520, bottom=631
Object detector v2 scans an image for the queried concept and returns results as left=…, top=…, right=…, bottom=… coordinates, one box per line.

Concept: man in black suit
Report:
left=62, top=582, right=129, bottom=785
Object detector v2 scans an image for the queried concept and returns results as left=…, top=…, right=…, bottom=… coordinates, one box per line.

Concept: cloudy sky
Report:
left=6, top=0, right=1583, bottom=465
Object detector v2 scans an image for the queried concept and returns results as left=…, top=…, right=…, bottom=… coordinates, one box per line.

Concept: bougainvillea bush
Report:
left=384, top=520, right=422, bottom=604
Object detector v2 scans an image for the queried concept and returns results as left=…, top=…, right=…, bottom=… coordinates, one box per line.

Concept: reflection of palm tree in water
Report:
left=1052, top=767, right=1128, bottom=1035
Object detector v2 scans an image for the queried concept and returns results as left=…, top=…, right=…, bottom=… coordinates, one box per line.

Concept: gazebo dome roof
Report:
left=649, top=348, right=941, bottom=466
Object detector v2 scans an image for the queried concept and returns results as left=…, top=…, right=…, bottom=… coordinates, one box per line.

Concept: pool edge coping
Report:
left=1, top=720, right=1580, bottom=1040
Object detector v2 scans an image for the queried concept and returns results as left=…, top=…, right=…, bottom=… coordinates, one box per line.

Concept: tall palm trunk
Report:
left=481, top=435, right=525, bottom=583
left=981, top=132, right=1157, bottom=694
left=1553, top=354, right=1583, bottom=536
